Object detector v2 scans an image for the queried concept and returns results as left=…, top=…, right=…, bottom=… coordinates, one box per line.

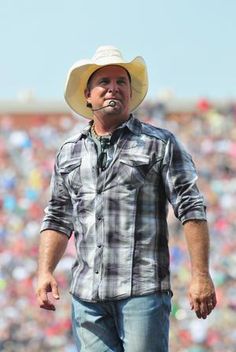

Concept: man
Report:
left=36, top=46, right=217, bottom=352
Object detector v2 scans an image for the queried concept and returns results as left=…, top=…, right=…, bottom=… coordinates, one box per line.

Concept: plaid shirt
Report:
left=41, top=115, right=206, bottom=302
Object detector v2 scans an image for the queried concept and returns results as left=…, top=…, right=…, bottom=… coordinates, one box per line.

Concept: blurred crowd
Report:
left=0, top=99, right=236, bottom=351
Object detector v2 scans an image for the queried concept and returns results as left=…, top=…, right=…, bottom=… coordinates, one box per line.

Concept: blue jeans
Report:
left=71, top=292, right=171, bottom=352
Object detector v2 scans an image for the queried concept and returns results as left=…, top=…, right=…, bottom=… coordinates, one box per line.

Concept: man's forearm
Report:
left=38, top=230, right=69, bottom=274
left=183, top=219, right=210, bottom=276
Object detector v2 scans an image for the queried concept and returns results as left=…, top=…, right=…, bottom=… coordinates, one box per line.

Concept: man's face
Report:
left=85, top=65, right=132, bottom=118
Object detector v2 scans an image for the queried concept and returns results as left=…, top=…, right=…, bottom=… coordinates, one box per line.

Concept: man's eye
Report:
left=99, top=79, right=109, bottom=84
left=117, top=79, right=126, bottom=85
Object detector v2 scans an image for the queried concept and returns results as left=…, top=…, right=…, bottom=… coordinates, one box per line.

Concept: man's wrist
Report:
left=37, top=267, right=54, bottom=276
left=191, top=270, right=210, bottom=278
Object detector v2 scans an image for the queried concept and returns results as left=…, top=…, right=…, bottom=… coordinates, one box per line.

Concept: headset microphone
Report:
left=108, top=100, right=116, bottom=107
left=87, top=100, right=117, bottom=111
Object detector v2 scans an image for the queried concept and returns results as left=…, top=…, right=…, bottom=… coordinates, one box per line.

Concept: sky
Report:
left=0, top=0, right=236, bottom=102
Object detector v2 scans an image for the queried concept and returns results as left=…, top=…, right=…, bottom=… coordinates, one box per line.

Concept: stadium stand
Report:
left=0, top=98, right=236, bottom=351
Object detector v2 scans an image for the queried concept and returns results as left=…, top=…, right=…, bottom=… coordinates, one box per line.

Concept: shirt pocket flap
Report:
left=120, top=154, right=150, bottom=167
left=59, top=158, right=82, bottom=174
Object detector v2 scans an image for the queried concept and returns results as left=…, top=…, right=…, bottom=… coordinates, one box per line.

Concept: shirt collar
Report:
left=124, top=114, right=142, bottom=136
left=80, top=114, right=142, bottom=139
left=80, top=123, right=92, bottom=138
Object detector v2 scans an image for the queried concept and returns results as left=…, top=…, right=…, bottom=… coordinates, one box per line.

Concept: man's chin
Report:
left=103, top=105, right=122, bottom=115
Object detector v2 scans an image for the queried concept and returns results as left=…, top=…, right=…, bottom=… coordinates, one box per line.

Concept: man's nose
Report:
left=108, top=80, right=119, bottom=92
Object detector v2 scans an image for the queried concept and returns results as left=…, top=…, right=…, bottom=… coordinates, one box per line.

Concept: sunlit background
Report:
left=0, top=1, right=236, bottom=351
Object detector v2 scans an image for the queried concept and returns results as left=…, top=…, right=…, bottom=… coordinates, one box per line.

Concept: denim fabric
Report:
left=71, top=292, right=171, bottom=352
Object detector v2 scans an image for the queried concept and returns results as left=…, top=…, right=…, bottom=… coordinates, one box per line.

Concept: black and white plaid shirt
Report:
left=41, top=115, right=206, bottom=302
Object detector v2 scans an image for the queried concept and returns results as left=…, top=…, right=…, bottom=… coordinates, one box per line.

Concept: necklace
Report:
left=91, top=123, right=112, bottom=140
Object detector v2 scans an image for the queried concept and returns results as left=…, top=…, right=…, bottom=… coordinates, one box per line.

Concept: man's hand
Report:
left=188, top=273, right=217, bottom=319
left=36, top=272, right=60, bottom=311
left=36, top=230, right=68, bottom=310
left=183, top=220, right=217, bottom=319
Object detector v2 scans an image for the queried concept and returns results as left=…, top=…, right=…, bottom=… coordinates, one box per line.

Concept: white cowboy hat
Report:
left=64, top=45, right=148, bottom=119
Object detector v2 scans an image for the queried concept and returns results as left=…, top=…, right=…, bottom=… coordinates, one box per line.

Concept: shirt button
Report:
left=97, top=244, right=102, bottom=248
left=97, top=216, right=102, bottom=221
left=95, top=270, right=99, bottom=274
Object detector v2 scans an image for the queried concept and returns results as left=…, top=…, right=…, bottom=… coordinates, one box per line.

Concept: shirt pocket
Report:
left=118, top=154, right=151, bottom=187
left=59, top=157, right=82, bottom=195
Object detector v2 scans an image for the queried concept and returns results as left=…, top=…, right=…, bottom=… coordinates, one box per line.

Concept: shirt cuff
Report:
left=40, top=222, right=73, bottom=238
left=180, top=209, right=207, bottom=225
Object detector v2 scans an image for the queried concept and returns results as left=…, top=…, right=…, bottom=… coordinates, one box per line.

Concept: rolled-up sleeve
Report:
left=162, top=134, right=206, bottom=224
left=40, top=150, right=74, bottom=238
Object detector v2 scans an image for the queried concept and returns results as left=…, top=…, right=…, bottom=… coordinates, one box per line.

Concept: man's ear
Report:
left=84, top=88, right=90, bottom=99
left=84, top=88, right=91, bottom=107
